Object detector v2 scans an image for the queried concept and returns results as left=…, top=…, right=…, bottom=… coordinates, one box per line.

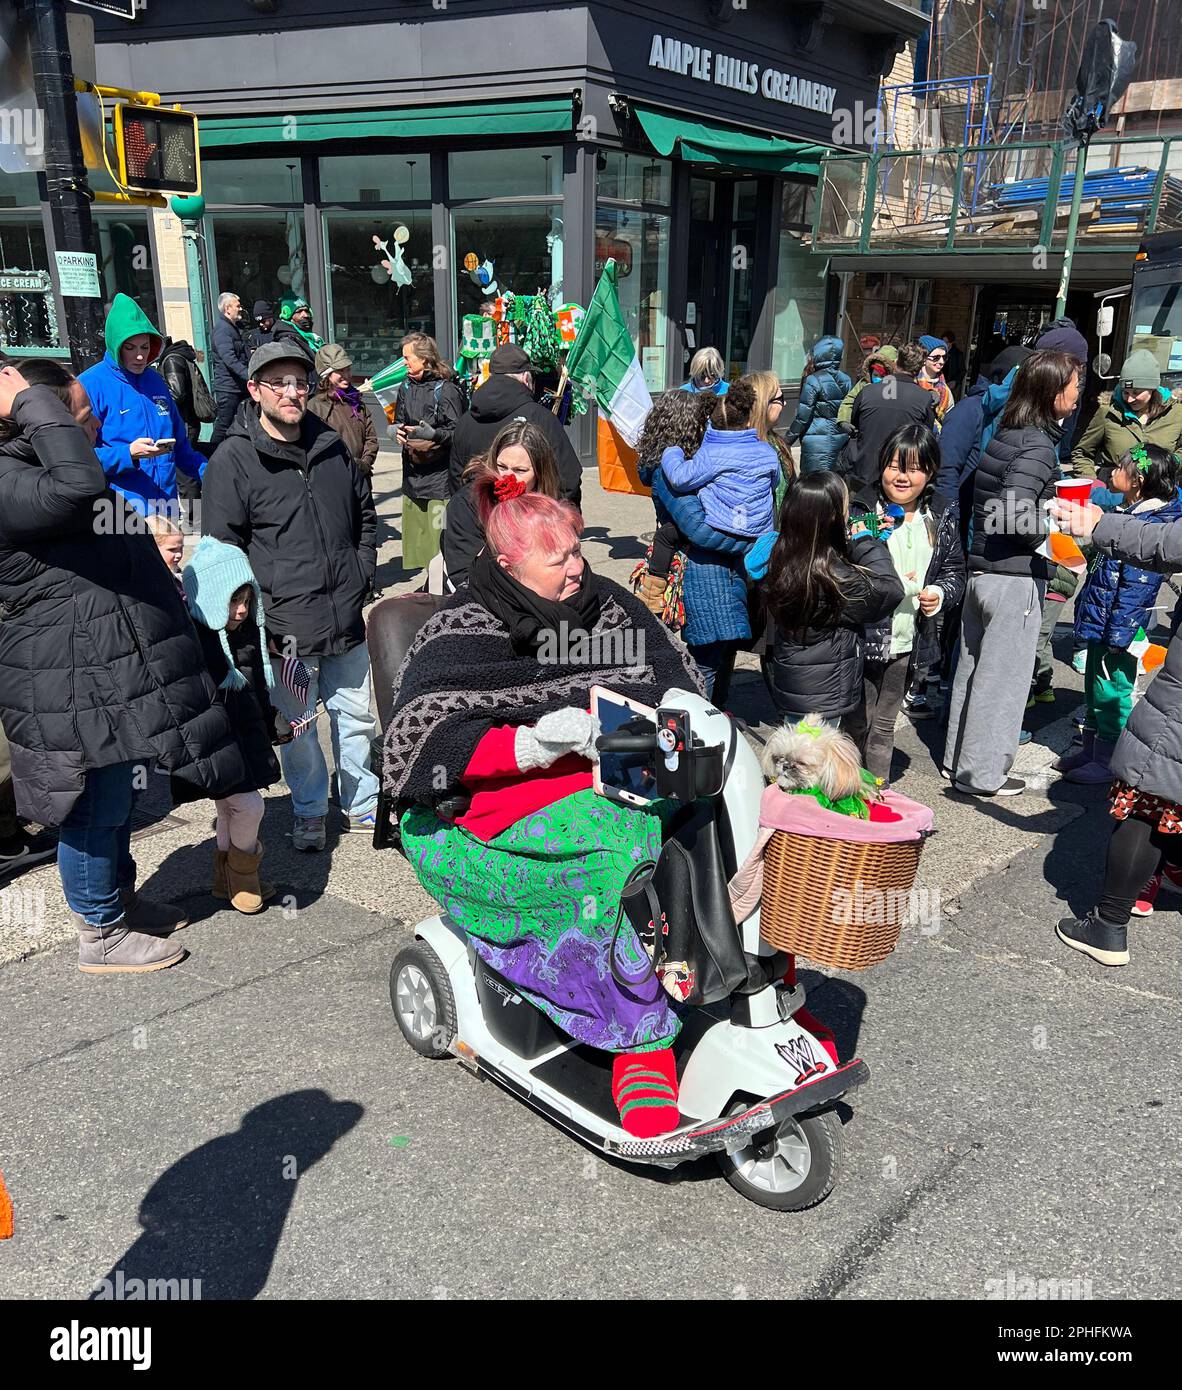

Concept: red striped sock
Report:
left=612, top=1049, right=679, bottom=1138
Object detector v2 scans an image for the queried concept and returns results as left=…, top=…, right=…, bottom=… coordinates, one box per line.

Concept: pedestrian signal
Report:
left=114, top=103, right=201, bottom=195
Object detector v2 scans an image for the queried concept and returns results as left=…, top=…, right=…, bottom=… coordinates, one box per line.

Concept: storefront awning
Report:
left=633, top=105, right=826, bottom=177
left=198, top=97, right=575, bottom=148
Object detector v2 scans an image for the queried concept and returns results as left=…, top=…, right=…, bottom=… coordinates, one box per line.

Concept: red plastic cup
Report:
left=1055, top=478, right=1093, bottom=506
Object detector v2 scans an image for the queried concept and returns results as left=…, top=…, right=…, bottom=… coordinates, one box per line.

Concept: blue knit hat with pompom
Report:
left=182, top=536, right=275, bottom=693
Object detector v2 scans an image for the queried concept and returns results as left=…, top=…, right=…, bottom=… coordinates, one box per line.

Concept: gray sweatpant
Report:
left=943, top=572, right=1044, bottom=793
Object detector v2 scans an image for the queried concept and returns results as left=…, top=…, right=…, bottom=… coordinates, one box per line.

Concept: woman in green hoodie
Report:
left=1071, top=349, right=1182, bottom=479
left=78, top=293, right=206, bottom=515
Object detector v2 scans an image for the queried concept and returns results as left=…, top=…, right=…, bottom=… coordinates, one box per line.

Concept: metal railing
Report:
left=812, top=131, right=1182, bottom=255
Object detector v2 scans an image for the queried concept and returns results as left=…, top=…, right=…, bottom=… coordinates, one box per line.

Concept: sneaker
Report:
left=1070, top=704, right=1088, bottom=730
left=341, top=811, right=377, bottom=834
left=1055, top=913, right=1129, bottom=967
left=952, top=776, right=1026, bottom=797
left=1132, top=874, right=1161, bottom=917
left=905, top=697, right=938, bottom=721
left=1027, top=689, right=1055, bottom=707
left=1162, top=863, right=1182, bottom=893
left=1019, top=729, right=1032, bottom=745
left=291, top=815, right=326, bottom=852
left=0, top=826, right=58, bottom=880
left=1071, top=651, right=1087, bottom=675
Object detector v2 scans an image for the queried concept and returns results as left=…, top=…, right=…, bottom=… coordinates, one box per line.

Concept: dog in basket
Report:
left=760, top=715, right=882, bottom=820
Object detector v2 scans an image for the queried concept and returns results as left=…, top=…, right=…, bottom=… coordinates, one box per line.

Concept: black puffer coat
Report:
left=0, top=387, right=244, bottom=826
left=767, top=533, right=905, bottom=719
left=201, top=405, right=377, bottom=659
left=394, top=373, right=466, bottom=502
left=851, top=488, right=967, bottom=668
left=969, top=424, right=1060, bottom=578
left=170, top=619, right=281, bottom=805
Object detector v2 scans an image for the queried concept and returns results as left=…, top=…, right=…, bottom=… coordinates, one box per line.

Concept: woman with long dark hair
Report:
left=845, top=424, right=966, bottom=783
left=943, top=348, right=1083, bottom=796
left=442, top=419, right=562, bottom=589
left=393, top=331, right=466, bottom=573
left=759, top=470, right=904, bottom=725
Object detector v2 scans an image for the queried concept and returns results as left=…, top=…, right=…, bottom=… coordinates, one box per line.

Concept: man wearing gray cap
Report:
left=201, top=342, right=379, bottom=852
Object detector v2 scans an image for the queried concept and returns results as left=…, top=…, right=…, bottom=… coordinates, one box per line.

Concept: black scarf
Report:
left=466, top=549, right=603, bottom=655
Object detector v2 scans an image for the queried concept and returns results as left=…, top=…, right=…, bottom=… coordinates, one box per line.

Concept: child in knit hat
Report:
left=173, top=536, right=288, bottom=913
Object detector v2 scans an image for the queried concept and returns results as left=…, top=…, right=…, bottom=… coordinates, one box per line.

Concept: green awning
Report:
left=634, top=104, right=825, bottom=176
left=198, top=97, right=574, bottom=148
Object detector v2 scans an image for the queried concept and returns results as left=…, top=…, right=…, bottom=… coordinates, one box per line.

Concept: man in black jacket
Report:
left=0, top=359, right=245, bottom=973
left=448, top=344, right=582, bottom=504
left=210, top=290, right=250, bottom=449
left=201, top=342, right=379, bottom=852
left=838, top=342, right=935, bottom=488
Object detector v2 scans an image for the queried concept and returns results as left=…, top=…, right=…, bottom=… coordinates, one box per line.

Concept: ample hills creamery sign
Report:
left=647, top=32, right=838, bottom=114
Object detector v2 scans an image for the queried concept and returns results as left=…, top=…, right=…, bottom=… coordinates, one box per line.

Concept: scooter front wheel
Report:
left=717, top=1106, right=842, bottom=1211
left=390, top=941, right=456, bottom=1059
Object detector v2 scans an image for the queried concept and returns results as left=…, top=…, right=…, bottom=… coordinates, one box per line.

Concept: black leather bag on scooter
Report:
left=611, top=800, right=749, bottom=1007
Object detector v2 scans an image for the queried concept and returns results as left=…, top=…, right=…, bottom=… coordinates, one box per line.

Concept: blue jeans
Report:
left=270, top=642, right=379, bottom=820
left=688, top=640, right=738, bottom=706
left=58, top=761, right=137, bottom=927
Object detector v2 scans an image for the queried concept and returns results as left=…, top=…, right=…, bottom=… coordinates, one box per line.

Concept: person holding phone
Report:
left=78, top=293, right=207, bottom=517
left=384, top=489, right=704, bottom=1138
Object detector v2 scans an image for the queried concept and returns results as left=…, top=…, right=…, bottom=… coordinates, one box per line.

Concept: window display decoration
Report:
left=372, top=226, right=414, bottom=288
left=463, top=251, right=508, bottom=298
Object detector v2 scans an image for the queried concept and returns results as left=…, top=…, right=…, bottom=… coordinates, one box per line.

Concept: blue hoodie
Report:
left=79, top=293, right=206, bottom=514
left=784, top=334, right=852, bottom=474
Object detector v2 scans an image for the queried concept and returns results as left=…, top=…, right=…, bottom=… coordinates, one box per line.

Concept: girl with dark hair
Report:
left=757, top=470, right=904, bottom=725
left=442, top=419, right=562, bottom=590
left=943, top=348, right=1083, bottom=796
left=1059, top=442, right=1182, bottom=785
left=845, top=425, right=966, bottom=783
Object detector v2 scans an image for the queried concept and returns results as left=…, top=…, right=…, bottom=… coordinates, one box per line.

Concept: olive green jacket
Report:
left=1071, top=390, right=1182, bottom=478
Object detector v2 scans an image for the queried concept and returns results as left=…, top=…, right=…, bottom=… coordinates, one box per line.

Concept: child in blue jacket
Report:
left=1060, top=443, right=1182, bottom=783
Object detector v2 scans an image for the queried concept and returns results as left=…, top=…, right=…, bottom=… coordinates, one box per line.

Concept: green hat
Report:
left=1120, top=348, right=1161, bottom=391
left=182, top=536, right=274, bottom=693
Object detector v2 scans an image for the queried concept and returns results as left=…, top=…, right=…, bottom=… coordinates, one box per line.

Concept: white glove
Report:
left=514, top=708, right=602, bottom=771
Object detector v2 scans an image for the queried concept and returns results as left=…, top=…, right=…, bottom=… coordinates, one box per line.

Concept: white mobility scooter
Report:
left=370, top=599, right=868, bottom=1211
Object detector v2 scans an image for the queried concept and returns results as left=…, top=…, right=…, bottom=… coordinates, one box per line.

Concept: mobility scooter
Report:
left=371, top=598, right=867, bottom=1210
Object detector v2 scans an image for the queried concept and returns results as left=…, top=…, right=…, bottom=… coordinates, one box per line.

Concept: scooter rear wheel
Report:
left=390, top=941, right=456, bottom=1059
left=717, top=1106, right=842, bottom=1211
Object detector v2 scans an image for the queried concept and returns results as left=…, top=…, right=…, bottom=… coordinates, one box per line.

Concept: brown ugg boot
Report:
left=638, top=570, right=667, bottom=615
left=225, top=844, right=265, bottom=915
left=214, top=844, right=276, bottom=902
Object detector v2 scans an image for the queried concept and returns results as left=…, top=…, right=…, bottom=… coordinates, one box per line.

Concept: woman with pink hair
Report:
left=383, top=489, right=706, bottom=1138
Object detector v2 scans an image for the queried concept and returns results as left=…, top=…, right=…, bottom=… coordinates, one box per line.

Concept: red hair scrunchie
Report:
left=493, top=473, right=528, bottom=502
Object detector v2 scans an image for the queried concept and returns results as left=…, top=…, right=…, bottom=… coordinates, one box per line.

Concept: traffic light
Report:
left=114, top=102, right=201, bottom=195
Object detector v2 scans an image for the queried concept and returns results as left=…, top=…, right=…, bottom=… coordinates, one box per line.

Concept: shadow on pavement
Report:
left=89, top=1090, right=363, bottom=1301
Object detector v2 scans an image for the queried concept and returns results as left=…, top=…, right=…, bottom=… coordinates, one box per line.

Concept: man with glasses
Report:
left=917, top=334, right=955, bottom=425
left=202, top=342, right=379, bottom=852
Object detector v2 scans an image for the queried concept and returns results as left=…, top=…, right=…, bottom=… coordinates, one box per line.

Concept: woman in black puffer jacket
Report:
left=942, top=349, right=1083, bottom=797
left=0, top=360, right=244, bottom=974
left=846, top=425, right=966, bottom=783
left=762, top=470, right=904, bottom=725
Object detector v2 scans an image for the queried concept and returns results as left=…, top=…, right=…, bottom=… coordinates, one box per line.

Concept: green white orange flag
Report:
left=1128, top=626, right=1167, bottom=673
left=564, top=258, right=653, bottom=494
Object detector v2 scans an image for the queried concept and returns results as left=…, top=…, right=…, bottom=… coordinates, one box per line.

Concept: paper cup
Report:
left=1054, top=478, right=1093, bottom=506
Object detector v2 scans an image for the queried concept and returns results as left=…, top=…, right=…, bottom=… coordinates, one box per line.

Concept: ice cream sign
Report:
left=647, top=33, right=837, bottom=114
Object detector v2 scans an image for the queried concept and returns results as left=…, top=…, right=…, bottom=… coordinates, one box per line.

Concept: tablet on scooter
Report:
left=590, top=686, right=657, bottom=808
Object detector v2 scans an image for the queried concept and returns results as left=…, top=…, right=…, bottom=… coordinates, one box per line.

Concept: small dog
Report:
left=761, top=714, right=871, bottom=807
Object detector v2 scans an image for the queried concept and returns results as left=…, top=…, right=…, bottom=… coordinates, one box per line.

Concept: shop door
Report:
left=685, top=174, right=759, bottom=380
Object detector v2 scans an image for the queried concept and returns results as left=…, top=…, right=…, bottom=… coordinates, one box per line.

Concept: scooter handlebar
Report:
left=596, top=733, right=658, bottom=754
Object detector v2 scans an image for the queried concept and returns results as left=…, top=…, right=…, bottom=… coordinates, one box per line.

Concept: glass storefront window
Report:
left=209, top=212, right=309, bottom=314
left=771, top=187, right=826, bottom=385
left=324, top=211, right=435, bottom=377
left=593, top=204, right=670, bottom=393
left=448, top=147, right=562, bottom=201
left=453, top=202, right=563, bottom=323
left=202, top=159, right=303, bottom=205
left=93, top=214, right=157, bottom=321
left=0, top=217, right=56, bottom=350
left=319, top=155, right=430, bottom=204
left=597, top=151, right=672, bottom=206
left=725, top=180, right=759, bottom=378
left=0, top=173, right=40, bottom=210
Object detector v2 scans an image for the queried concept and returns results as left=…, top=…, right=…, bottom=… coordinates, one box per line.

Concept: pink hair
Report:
left=477, top=489, right=583, bottom=569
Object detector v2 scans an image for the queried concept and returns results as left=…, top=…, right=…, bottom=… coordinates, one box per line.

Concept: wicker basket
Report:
left=759, top=828, right=925, bottom=970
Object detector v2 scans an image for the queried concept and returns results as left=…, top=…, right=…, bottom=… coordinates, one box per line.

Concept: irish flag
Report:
left=1128, top=626, right=1167, bottom=674
left=564, top=259, right=653, bottom=495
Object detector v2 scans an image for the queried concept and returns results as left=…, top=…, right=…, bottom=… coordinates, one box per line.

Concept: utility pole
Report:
left=26, top=0, right=105, bottom=369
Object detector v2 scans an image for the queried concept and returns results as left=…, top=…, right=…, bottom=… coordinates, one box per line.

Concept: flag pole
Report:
left=551, top=365, right=569, bottom=416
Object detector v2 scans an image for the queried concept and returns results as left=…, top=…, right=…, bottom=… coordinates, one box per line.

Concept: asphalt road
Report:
left=2, top=454, right=1178, bottom=1300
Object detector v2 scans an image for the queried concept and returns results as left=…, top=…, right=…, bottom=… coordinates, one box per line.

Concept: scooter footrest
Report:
left=603, top=1058, right=869, bottom=1160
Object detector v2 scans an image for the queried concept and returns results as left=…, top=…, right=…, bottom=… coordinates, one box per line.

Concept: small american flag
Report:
left=280, top=656, right=316, bottom=738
